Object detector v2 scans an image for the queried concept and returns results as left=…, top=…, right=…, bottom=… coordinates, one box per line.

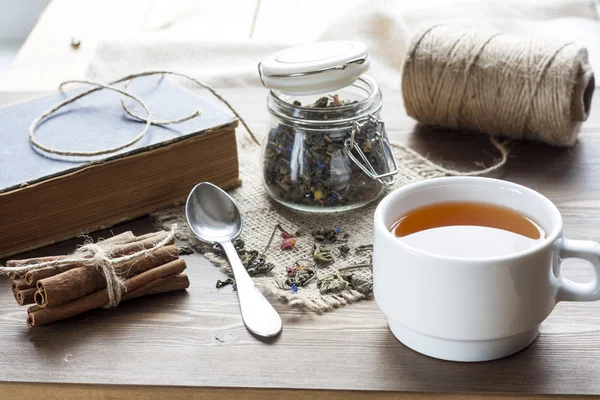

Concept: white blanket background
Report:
left=87, top=0, right=600, bottom=90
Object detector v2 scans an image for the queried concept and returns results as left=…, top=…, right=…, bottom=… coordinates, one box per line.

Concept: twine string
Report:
left=391, top=135, right=509, bottom=177
left=111, top=70, right=261, bottom=145
left=79, top=241, right=124, bottom=306
left=30, top=81, right=152, bottom=157
left=30, top=71, right=261, bottom=158
left=120, top=73, right=201, bottom=126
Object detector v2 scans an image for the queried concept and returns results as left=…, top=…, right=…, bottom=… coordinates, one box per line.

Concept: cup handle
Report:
left=556, top=238, right=600, bottom=302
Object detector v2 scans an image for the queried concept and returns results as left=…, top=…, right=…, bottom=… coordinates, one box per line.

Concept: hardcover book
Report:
left=0, top=77, right=240, bottom=257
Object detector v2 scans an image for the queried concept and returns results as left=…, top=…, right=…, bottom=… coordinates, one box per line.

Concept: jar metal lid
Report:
left=258, top=41, right=370, bottom=95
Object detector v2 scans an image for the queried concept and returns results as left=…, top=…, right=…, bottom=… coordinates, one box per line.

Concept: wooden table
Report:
left=1, top=89, right=600, bottom=400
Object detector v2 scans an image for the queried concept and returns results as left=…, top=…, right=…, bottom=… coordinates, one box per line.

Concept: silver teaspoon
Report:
left=185, top=182, right=282, bottom=337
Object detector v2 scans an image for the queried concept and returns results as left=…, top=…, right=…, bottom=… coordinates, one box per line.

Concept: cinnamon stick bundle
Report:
left=4, top=229, right=190, bottom=327
left=27, top=258, right=187, bottom=327
left=23, top=231, right=140, bottom=285
left=35, top=245, right=179, bottom=308
left=9, top=230, right=134, bottom=279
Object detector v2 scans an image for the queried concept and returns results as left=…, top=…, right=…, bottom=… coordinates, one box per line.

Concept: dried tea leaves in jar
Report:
left=262, top=94, right=389, bottom=210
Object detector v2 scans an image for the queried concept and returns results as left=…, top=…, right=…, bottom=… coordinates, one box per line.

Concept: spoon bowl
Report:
left=185, top=182, right=242, bottom=243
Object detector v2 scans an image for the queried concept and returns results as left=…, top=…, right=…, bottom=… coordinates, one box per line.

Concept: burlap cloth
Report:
left=152, top=137, right=463, bottom=312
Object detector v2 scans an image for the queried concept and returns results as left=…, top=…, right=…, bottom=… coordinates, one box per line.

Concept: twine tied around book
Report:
left=0, top=226, right=177, bottom=307
left=29, top=70, right=261, bottom=157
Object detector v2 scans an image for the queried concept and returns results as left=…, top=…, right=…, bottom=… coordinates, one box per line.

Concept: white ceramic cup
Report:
left=373, top=177, right=600, bottom=362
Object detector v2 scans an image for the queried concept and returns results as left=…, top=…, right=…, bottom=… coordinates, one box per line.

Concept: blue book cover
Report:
left=0, top=75, right=236, bottom=193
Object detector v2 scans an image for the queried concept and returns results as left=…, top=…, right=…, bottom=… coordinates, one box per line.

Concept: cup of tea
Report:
left=373, top=176, right=600, bottom=362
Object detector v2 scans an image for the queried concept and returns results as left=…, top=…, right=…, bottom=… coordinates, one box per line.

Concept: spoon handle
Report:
left=221, top=240, right=282, bottom=337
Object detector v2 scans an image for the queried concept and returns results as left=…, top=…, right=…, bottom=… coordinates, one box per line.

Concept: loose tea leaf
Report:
left=216, top=278, right=235, bottom=288
left=312, top=244, right=335, bottom=265
left=233, top=239, right=245, bottom=251
left=277, top=260, right=316, bottom=291
left=212, top=239, right=244, bottom=256
left=300, top=96, right=357, bottom=108
left=246, top=256, right=275, bottom=276
left=296, top=267, right=316, bottom=286
left=212, top=240, right=275, bottom=277
left=317, top=274, right=348, bottom=294
left=338, top=244, right=351, bottom=258
left=177, top=246, right=194, bottom=255
left=312, top=227, right=348, bottom=244
left=344, top=273, right=373, bottom=295
left=355, top=244, right=373, bottom=254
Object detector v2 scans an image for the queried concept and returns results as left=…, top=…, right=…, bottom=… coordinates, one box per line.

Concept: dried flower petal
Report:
left=332, top=94, right=341, bottom=107
left=281, top=237, right=296, bottom=250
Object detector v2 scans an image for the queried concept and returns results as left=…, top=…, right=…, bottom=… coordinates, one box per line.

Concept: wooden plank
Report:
left=0, top=382, right=592, bottom=400
left=0, top=89, right=600, bottom=397
left=0, top=0, right=152, bottom=91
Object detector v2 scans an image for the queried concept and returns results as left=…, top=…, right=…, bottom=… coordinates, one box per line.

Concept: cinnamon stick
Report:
left=86, top=231, right=139, bottom=255
left=25, top=263, right=81, bottom=285
left=14, top=277, right=35, bottom=291
left=27, top=305, right=41, bottom=314
left=101, top=231, right=135, bottom=244
left=7, top=255, right=63, bottom=268
left=36, top=245, right=179, bottom=308
left=132, top=232, right=167, bottom=241
left=34, top=289, right=45, bottom=308
left=16, top=288, right=37, bottom=306
left=24, top=231, right=164, bottom=285
left=106, top=231, right=173, bottom=256
left=27, top=258, right=187, bottom=327
left=25, top=262, right=81, bottom=286
left=123, top=273, right=190, bottom=301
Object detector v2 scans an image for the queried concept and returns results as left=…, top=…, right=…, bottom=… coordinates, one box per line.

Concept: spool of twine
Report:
left=402, top=25, right=595, bottom=147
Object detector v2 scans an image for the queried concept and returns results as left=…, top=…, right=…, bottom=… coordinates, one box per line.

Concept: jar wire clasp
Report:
left=344, top=115, right=398, bottom=187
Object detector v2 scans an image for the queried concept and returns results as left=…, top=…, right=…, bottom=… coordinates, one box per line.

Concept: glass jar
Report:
left=261, top=75, right=398, bottom=212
